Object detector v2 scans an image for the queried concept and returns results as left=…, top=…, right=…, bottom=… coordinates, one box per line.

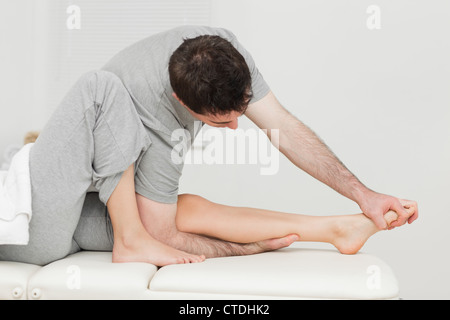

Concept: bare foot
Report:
left=112, top=232, right=206, bottom=267
left=245, top=234, right=300, bottom=255
left=332, top=211, right=398, bottom=255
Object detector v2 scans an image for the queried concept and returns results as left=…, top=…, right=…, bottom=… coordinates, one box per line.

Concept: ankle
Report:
left=114, top=226, right=149, bottom=249
left=331, top=214, right=378, bottom=255
left=320, top=217, right=342, bottom=245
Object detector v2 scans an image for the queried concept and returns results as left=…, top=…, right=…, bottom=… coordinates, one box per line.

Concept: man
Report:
left=100, top=25, right=417, bottom=265
left=0, top=25, right=418, bottom=266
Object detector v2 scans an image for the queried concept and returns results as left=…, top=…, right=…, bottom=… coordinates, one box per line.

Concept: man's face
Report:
left=173, top=93, right=243, bottom=130
left=189, top=109, right=243, bottom=130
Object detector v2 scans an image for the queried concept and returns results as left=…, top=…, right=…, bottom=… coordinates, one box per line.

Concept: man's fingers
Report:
left=404, top=200, right=419, bottom=224
left=398, top=199, right=419, bottom=225
left=362, top=194, right=418, bottom=230
left=389, top=200, right=410, bottom=228
left=374, top=214, right=388, bottom=230
left=408, top=210, right=419, bottom=224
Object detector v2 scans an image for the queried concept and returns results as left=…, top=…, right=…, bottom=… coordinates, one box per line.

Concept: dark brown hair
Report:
left=169, top=35, right=253, bottom=116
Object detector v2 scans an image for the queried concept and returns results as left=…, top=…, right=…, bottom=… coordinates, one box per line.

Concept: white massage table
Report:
left=0, top=244, right=399, bottom=300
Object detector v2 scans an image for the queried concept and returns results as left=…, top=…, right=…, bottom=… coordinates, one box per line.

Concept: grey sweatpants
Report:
left=0, top=70, right=151, bottom=266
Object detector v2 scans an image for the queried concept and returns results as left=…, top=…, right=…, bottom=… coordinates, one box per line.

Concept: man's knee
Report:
left=80, top=70, right=122, bottom=89
left=0, top=239, right=78, bottom=266
left=75, top=70, right=126, bottom=107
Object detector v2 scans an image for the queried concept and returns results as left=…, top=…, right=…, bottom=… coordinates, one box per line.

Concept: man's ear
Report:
left=172, top=92, right=185, bottom=106
left=173, top=93, right=196, bottom=115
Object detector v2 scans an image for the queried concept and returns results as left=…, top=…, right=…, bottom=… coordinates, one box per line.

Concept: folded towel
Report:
left=0, top=145, right=21, bottom=170
left=0, top=143, right=34, bottom=245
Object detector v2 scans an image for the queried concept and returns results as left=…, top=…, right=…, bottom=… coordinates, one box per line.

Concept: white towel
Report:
left=0, top=143, right=34, bottom=245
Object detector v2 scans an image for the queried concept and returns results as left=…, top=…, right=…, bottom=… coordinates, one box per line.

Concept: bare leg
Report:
left=108, top=166, right=205, bottom=266
left=176, top=194, right=405, bottom=255
left=135, top=193, right=300, bottom=259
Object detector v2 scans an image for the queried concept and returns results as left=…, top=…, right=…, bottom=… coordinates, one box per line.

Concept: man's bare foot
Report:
left=332, top=211, right=398, bottom=255
left=245, top=234, right=300, bottom=255
left=112, top=231, right=206, bottom=266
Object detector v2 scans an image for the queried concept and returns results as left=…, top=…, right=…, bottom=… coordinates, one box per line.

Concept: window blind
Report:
left=32, top=0, right=211, bottom=115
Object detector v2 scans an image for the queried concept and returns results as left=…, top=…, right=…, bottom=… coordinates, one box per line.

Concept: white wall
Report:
left=0, top=0, right=211, bottom=161
left=1, top=0, right=449, bottom=299
left=0, top=1, right=36, bottom=154
left=181, top=0, right=450, bottom=299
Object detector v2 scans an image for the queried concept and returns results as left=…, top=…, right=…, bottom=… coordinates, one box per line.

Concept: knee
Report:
left=177, top=193, right=206, bottom=215
left=178, top=193, right=203, bottom=204
left=80, top=70, right=122, bottom=88
left=34, top=248, right=75, bottom=266
left=92, top=70, right=123, bottom=89
left=78, top=70, right=126, bottom=105
left=0, top=241, right=77, bottom=266
left=176, top=194, right=210, bottom=232
left=175, top=194, right=196, bottom=232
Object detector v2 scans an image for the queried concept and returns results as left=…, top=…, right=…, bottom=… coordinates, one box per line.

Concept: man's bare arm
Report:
left=245, top=91, right=417, bottom=229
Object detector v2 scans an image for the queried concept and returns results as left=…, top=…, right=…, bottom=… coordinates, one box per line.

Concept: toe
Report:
left=384, top=210, right=398, bottom=226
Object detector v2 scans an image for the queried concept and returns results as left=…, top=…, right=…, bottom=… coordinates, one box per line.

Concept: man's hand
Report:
left=245, top=91, right=419, bottom=231
left=358, top=190, right=419, bottom=230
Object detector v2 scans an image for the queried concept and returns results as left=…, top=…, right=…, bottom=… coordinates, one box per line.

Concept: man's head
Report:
left=169, top=35, right=253, bottom=129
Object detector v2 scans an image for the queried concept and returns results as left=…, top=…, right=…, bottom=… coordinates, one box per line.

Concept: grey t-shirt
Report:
left=102, top=25, right=270, bottom=203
